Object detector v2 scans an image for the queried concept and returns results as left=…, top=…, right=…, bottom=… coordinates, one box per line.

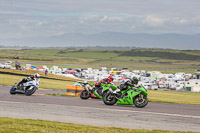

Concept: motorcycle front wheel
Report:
left=133, top=94, right=148, bottom=108
left=80, top=90, right=91, bottom=99
left=25, top=86, right=37, bottom=96
left=10, top=86, right=16, bottom=95
left=103, top=92, right=117, bottom=105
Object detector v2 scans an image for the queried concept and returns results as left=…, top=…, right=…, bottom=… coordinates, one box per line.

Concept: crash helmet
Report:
left=34, top=73, right=40, bottom=79
left=108, top=75, right=114, bottom=82
left=83, top=81, right=88, bottom=84
left=95, top=82, right=101, bottom=87
left=132, top=76, right=139, bottom=85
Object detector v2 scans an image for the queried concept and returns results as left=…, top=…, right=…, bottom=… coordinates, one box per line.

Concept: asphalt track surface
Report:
left=0, top=86, right=200, bottom=132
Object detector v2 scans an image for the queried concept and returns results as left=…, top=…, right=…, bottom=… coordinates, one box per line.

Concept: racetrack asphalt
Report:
left=0, top=86, right=200, bottom=132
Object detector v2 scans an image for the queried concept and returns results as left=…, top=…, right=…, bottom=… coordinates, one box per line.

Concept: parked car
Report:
left=0, top=62, right=12, bottom=69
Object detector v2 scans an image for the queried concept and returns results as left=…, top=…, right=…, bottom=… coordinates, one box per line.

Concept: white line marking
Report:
left=0, top=100, right=200, bottom=119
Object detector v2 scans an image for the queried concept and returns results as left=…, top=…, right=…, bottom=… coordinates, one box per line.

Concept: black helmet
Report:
left=132, top=77, right=139, bottom=85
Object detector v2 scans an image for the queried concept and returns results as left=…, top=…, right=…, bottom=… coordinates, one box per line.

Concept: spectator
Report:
left=45, top=69, right=48, bottom=76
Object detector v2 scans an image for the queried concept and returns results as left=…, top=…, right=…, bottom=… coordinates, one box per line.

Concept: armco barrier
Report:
left=66, top=86, right=84, bottom=96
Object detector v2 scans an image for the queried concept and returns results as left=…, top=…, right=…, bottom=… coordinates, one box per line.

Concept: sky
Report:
left=0, top=0, right=200, bottom=40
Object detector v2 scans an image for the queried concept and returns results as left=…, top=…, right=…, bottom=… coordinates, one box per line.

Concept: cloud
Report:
left=143, top=15, right=164, bottom=27
left=79, top=15, right=124, bottom=24
left=36, top=21, right=48, bottom=26
left=0, top=0, right=200, bottom=41
left=100, top=16, right=124, bottom=22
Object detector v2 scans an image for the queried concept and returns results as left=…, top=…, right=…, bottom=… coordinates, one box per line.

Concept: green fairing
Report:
left=110, top=85, right=118, bottom=90
left=93, top=91, right=102, bottom=99
left=117, top=87, right=147, bottom=105
left=103, top=84, right=117, bottom=92
left=91, top=84, right=112, bottom=99
left=137, top=87, right=148, bottom=96
left=89, top=83, right=94, bottom=86
left=116, top=89, right=139, bottom=105
left=93, top=84, right=118, bottom=99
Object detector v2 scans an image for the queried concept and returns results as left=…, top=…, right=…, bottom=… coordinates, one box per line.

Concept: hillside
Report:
left=1, top=32, right=200, bottom=50
left=0, top=49, right=199, bottom=71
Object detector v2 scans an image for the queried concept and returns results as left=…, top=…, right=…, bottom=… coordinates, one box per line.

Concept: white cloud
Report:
left=144, top=15, right=164, bottom=27
left=100, top=16, right=124, bottom=22
left=81, top=15, right=99, bottom=21
left=0, top=0, right=200, bottom=40
left=36, top=21, right=48, bottom=26
left=168, top=18, right=187, bottom=25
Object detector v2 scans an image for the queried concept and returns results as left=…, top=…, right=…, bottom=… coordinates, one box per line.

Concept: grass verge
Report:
left=0, top=69, right=81, bottom=81
left=0, top=73, right=74, bottom=90
left=148, top=90, right=200, bottom=105
left=0, top=117, right=196, bottom=133
left=46, top=93, right=78, bottom=97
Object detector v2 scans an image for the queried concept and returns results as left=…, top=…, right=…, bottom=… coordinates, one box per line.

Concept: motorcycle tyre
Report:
left=103, top=92, right=117, bottom=105
left=10, top=87, right=16, bottom=95
left=133, top=95, right=148, bottom=108
left=80, top=90, right=91, bottom=99
left=25, top=86, right=37, bottom=96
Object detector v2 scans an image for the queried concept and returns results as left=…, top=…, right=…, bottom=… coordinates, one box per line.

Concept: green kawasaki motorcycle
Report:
left=103, top=84, right=148, bottom=108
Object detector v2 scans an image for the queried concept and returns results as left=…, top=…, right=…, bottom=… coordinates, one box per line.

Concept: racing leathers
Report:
left=17, top=76, right=35, bottom=88
left=113, top=79, right=138, bottom=94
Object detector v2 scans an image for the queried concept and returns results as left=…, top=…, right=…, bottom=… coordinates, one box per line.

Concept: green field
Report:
left=148, top=90, right=200, bottom=105
left=0, top=69, right=78, bottom=90
left=0, top=49, right=200, bottom=72
left=0, top=117, right=196, bottom=133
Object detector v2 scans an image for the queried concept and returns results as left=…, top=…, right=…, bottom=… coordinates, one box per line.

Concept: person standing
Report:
left=45, top=69, right=48, bottom=76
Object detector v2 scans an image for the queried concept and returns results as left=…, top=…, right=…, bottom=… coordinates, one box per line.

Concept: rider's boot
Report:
left=113, top=89, right=120, bottom=94
left=113, top=89, right=123, bottom=98
left=16, top=84, right=20, bottom=89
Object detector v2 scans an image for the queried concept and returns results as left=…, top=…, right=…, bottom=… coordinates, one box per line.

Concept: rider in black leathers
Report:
left=17, top=73, right=40, bottom=88
left=113, top=77, right=139, bottom=94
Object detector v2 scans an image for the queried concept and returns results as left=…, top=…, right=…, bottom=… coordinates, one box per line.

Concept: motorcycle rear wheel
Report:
left=80, top=90, right=91, bottom=99
left=103, top=92, right=117, bottom=105
left=133, top=94, right=148, bottom=108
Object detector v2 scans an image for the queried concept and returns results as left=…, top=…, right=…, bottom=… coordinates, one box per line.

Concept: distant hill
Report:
left=1, top=32, right=200, bottom=50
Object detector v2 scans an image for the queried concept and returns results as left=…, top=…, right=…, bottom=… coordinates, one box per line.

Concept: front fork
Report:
left=137, top=94, right=145, bottom=102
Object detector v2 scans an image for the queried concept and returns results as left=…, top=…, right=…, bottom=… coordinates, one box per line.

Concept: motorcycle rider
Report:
left=107, top=75, right=114, bottom=83
left=94, top=75, right=114, bottom=95
left=113, top=76, right=139, bottom=94
left=16, top=73, right=40, bottom=88
left=95, top=75, right=114, bottom=87
left=101, top=75, right=114, bottom=84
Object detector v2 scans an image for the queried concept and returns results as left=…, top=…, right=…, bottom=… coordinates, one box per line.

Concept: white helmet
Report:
left=83, top=81, right=88, bottom=84
left=34, top=73, right=40, bottom=78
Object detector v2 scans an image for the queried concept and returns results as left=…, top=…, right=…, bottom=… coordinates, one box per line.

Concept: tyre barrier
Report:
left=76, top=86, right=84, bottom=96
left=66, top=86, right=84, bottom=96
